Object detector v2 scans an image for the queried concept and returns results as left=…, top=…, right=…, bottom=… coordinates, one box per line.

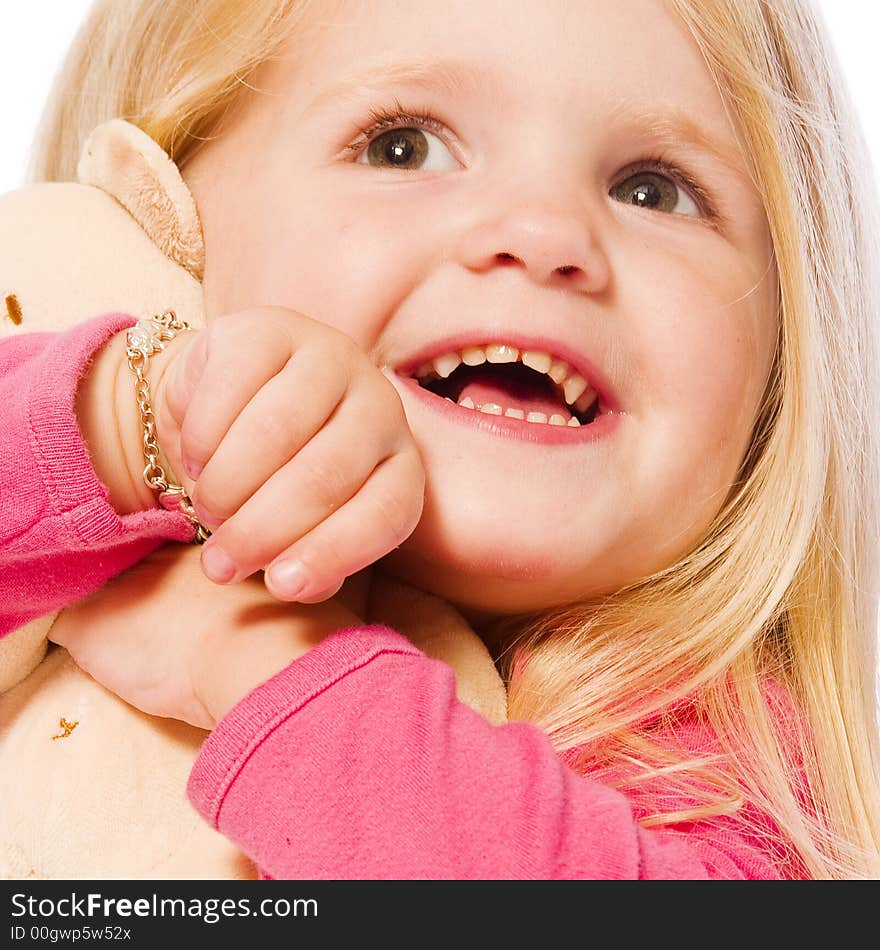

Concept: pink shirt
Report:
left=1, top=314, right=804, bottom=879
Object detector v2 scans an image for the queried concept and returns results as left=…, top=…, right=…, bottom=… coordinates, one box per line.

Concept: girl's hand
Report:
left=147, top=306, right=425, bottom=602
left=48, top=544, right=369, bottom=729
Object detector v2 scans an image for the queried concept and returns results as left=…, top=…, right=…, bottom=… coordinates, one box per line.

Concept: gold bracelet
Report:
left=125, top=310, right=211, bottom=544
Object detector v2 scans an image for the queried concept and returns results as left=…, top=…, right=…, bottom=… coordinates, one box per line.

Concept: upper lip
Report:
left=392, top=328, right=621, bottom=413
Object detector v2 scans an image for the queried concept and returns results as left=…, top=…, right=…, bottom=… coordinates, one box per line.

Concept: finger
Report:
left=176, top=317, right=292, bottom=478
left=262, top=448, right=425, bottom=601
left=283, top=577, right=345, bottom=605
left=198, top=394, right=400, bottom=582
left=191, top=348, right=351, bottom=524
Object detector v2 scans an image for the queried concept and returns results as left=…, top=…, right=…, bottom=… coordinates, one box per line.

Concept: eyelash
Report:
left=344, top=102, right=721, bottom=222
left=626, top=153, right=720, bottom=222
left=344, top=102, right=450, bottom=157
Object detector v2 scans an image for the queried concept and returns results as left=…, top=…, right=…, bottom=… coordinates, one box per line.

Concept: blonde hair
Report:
left=30, top=0, right=308, bottom=182
left=31, top=0, right=880, bottom=877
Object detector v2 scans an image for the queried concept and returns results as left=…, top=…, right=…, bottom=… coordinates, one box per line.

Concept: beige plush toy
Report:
left=0, top=120, right=507, bottom=880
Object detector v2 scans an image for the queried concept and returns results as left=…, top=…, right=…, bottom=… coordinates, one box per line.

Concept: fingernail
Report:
left=202, top=543, right=236, bottom=584
left=267, top=560, right=309, bottom=599
left=185, top=458, right=203, bottom=479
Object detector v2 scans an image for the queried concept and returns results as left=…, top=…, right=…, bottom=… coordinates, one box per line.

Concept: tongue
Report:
left=454, top=363, right=570, bottom=418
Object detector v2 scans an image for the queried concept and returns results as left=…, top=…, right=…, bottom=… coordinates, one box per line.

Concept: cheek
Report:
left=632, top=246, right=771, bottom=442
left=214, top=185, right=428, bottom=343
left=628, top=264, right=773, bottom=540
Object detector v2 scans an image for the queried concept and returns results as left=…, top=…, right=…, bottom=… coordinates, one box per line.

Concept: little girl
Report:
left=3, top=0, right=880, bottom=878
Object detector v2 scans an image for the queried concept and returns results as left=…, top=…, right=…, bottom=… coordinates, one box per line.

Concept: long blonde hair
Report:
left=31, top=0, right=880, bottom=878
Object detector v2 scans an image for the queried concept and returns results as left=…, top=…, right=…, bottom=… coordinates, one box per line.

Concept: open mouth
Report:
left=407, top=343, right=603, bottom=428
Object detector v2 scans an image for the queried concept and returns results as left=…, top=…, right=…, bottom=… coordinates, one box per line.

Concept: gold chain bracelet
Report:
left=125, top=310, right=211, bottom=544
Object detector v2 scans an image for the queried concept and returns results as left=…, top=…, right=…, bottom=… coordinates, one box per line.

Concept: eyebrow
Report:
left=606, top=98, right=751, bottom=180
left=307, top=57, right=750, bottom=179
left=305, top=56, right=501, bottom=111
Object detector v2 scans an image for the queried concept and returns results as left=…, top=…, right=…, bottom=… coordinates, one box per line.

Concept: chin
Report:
left=376, top=521, right=597, bottom=617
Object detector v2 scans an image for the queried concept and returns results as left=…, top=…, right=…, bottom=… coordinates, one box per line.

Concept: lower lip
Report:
left=395, top=375, right=622, bottom=446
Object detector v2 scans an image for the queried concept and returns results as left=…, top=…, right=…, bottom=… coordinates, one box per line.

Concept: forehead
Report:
left=280, top=0, right=744, bottom=156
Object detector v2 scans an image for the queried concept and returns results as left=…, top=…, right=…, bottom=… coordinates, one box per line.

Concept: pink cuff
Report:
left=25, top=311, right=194, bottom=544
left=187, top=624, right=424, bottom=827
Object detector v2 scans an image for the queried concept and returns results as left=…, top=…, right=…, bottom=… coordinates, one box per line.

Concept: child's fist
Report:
left=152, top=306, right=425, bottom=602
left=49, top=544, right=369, bottom=729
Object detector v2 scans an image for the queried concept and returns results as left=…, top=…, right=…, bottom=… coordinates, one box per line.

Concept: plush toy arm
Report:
left=0, top=120, right=208, bottom=690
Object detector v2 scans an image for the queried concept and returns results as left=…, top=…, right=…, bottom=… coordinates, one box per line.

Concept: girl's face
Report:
left=184, top=0, right=777, bottom=620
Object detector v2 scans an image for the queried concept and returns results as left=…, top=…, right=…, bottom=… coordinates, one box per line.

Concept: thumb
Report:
left=151, top=327, right=210, bottom=488
left=159, top=327, right=211, bottom=429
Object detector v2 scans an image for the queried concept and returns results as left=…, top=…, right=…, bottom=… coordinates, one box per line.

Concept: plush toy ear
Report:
left=0, top=121, right=205, bottom=339
left=77, top=119, right=205, bottom=282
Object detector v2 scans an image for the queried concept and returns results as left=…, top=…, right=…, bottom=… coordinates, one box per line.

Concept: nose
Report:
left=454, top=198, right=610, bottom=293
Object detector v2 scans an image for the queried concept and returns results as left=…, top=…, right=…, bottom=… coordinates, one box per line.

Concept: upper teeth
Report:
left=415, top=343, right=598, bottom=414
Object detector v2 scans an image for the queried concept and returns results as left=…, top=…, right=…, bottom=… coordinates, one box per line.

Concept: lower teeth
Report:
left=447, top=396, right=585, bottom=427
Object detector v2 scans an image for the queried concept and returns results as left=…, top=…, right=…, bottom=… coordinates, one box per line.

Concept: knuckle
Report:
left=263, top=307, right=320, bottom=351
left=298, top=454, right=350, bottom=512
left=205, top=312, right=245, bottom=349
left=261, top=304, right=305, bottom=328
left=369, top=477, right=421, bottom=542
left=309, top=327, right=359, bottom=370
left=216, top=310, right=292, bottom=356
left=214, top=356, right=248, bottom=394
left=250, top=406, right=293, bottom=449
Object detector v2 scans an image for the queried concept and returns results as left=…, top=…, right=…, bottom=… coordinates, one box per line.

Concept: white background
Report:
left=0, top=1, right=877, bottom=191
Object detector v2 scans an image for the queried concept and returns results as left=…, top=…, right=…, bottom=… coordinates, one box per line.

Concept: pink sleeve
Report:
left=188, top=625, right=785, bottom=880
left=0, top=312, right=195, bottom=637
